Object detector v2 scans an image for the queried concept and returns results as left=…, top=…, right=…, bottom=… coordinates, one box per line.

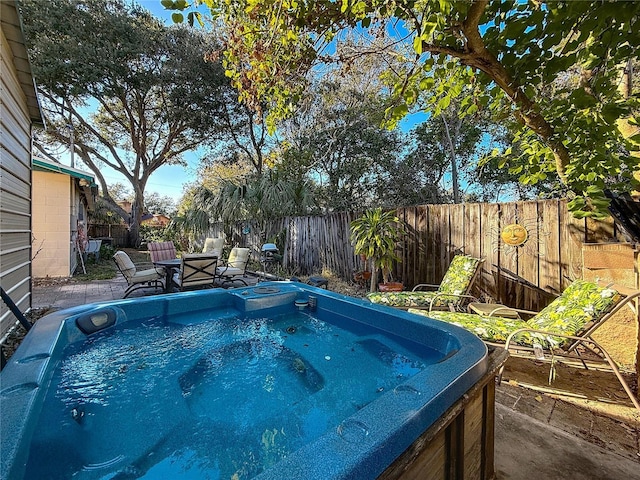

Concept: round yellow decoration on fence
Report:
left=500, top=223, right=529, bottom=247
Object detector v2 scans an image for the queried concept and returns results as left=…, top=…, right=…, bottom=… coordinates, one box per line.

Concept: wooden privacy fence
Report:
left=209, top=198, right=627, bottom=310
left=206, top=212, right=362, bottom=279
left=87, top=224, right=130, bottom=247
left=396, top=199, right=624, bottom=311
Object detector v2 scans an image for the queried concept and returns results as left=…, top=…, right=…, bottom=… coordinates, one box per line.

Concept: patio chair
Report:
left=216, top=247, right=251, bottom=287
left=113, top=251, right=164, bottom=298
left=408, top=279, right=640, bottom=411
left=172, top=254, right=219, bottom=291
left=368, top=254, right=483, bottom=311
left=148, top=241, right=177, bottom=263
left=202, top=237, right=224, bottom=258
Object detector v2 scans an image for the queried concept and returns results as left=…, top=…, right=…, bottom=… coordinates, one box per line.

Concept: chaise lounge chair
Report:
left=368, top=254, right=483, bottom=311
left=113, top=251, right=164, bottom=298
left=408, top=279, right=640, bottom=411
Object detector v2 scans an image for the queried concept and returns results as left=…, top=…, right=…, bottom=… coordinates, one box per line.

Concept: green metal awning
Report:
left=32, top=157, right=98, bottom=209
left=32, top=157, right=97, bottom=186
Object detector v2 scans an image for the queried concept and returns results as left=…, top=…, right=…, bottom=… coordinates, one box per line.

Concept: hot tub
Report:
left=1, top=282, right=499, bottom=480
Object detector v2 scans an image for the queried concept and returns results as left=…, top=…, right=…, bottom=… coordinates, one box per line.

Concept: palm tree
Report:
left=170, top=172, right=315, bottom=249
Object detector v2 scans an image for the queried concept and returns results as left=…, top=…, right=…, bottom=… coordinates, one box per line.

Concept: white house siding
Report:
left=0, top=2, right=42, bottom=339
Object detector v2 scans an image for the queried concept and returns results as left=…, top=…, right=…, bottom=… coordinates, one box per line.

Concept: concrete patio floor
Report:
left=30, top=275, right=640, bottom=479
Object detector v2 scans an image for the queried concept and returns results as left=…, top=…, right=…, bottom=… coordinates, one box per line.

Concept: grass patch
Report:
left=73, top=256, right=117, bottom=281
left=125, top=248, right=153, bottom=264
left=72, top=248, right=153, bottom=281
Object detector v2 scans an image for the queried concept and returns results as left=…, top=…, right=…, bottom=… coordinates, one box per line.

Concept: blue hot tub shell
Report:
left=0, top=282, right=488, bottom=480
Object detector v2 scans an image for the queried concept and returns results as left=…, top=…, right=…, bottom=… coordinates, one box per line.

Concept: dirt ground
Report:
left=1, top=306, right=53, bottom=363
left=502, top=355, right=639, bottom=421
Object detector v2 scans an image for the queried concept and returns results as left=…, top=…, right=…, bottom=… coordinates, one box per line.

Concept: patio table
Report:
left=153, top=258, right=181, bottom=294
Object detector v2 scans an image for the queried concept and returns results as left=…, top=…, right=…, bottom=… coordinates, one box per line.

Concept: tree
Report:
left=105, top=183, right=133, bottom=203
left=282, top=78, right=402, bottom=211
left=475, top=124, right=568, bottom=203
left=89, top=198, right=126, bottom=226
left=376, top=151, right=449, bottom=207
left=195, top=156, right=256, bottom=192
left=381, top=120, right=454, bottom=206
left=215, top=105, right=272, bottom=174
left=277, top=41, right=405, bottom=211
left=22, top=0, right=234, bottom=245
left=145, top=192, right=177, bottom=217
left=420, top=108, right=485, bottom=204
left=350, top=208, right=405, bottom=291
left=166, top=0, right=640, bottom=218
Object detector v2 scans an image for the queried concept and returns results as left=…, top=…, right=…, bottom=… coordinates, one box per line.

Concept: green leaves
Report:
left=21, top=0, right=237, bottom=233
left=413, top=35, right=423, bottom=55
left=384, top=103, right=408, bottom=129
left=162, top=0, right=190, bottom=11
left=187, top=11, right=204, bottom=27
left=350, top=208, right=405, bottom=287
left=159, top=0, right=640, bottom=218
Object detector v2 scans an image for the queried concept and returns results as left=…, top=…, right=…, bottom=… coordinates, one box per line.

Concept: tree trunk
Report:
left=370, top=261, right=378, bottom=292
left=129, top=221, right=140, bottom=249
left=129, top=190, right=146, bottom=248
left=441, top=115, right=460, bottom=203
left=617, top=59, right=640, bottom=393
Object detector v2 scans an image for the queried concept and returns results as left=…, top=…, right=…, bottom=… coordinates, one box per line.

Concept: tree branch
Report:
left=417, top=0, right=570, bottom=181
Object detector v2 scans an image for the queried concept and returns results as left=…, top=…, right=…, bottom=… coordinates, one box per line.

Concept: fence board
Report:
left=539, top=199, right=562, bottom=297
left=450, top=204, right=465, bottom=255
left=430, top=206, right=443, bottom=282
left=465, top=203, right=482, bottom=259
left=560, top=207, right=586, bottom=289
left=417, top=206, right=428, bottom=286
left=500, top=202, right=521, bottom=307
left=424, top=205, right=434, bottom=282
left=400, top=207, right=416, bottom=285
left=517, top=202, right=540, bottom=310
left=480, top=203, right=500, bottom=302
left=88, top=224, right=130, bottom=247
left=438, top=206, right=452, bottom=280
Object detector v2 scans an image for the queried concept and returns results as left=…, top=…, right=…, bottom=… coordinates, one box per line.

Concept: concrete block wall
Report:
left=32, top=172, right=71, bottom=277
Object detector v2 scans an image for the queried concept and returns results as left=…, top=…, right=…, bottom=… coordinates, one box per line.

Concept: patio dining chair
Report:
left=113, top=250, right=164, bottom=298
left=202, top=237, right=224, bottom=257
left=368, top=254, right=483, bottom=311
left=216, top=247, right=251, bottom=287
left=172, top=254, right=219, bottom=291
left=408, top=279, right=640, bottom=411
left=148, top=241, right=177, bottom=263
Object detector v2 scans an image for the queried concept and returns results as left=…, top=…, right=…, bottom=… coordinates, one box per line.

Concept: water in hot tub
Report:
left=23, top=311, right=441, bottom=479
